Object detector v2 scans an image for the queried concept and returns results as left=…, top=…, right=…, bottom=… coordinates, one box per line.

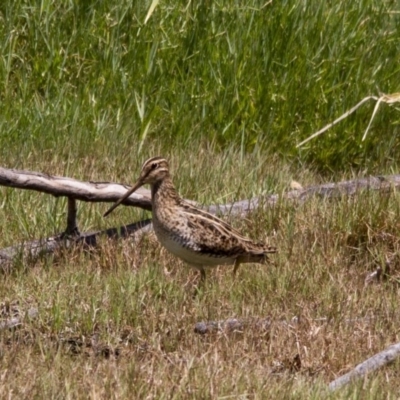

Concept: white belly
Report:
left=154, top=227, right=235, bottom=268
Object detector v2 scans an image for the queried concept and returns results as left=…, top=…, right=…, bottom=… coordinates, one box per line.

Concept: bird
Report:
left=104, top=156, right=276, bottom=283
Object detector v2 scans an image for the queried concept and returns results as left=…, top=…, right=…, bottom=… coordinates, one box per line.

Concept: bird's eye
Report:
left=151, top=163, right=158, bottom=170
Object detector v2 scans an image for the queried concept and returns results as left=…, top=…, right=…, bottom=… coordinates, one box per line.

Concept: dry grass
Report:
left=2, top=151, right=400, bottom=398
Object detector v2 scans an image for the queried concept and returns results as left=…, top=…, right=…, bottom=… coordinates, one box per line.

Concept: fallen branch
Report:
left=1, top=167, right=400, bottom=267
left=0, top=219, right=152, bottom=270
left=328, top=342, right=400, bottom=391
left=209, top=175, right=400, bottom=216
left=194, top=315, right=400, bottom=391
left=193, top=315, right=378, bottom=335
left=0, top=166, right=152, bottom=211
left=2, top=167, right=400, bottom=218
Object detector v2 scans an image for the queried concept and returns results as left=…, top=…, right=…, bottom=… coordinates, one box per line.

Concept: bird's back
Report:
left=152, top=197, right=276, bottom=266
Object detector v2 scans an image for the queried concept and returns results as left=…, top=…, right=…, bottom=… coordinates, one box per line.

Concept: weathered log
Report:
left=0, top=166, right=152, bottom=210
left=208, top=175, right=400, bottom=216
left=0, top=219, right=152, bottom=270
left=328, top=342, right=400, bottom=391
left=1, top=167, right=400, bottom=217
left=1, top=167, right=400, bottom=268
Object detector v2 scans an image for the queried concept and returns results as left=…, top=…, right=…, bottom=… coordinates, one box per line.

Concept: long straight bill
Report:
left=103, top=181, right=142, bottom=217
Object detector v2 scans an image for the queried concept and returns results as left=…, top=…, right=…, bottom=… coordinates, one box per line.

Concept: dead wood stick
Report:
left=194, top=318, right=273, bottom=334
left=2, top=167, right=400, bottom=217
left=0, top=166, right=152, bottom=210
left=209, top=175, right=400, bottom=216
left=194, top=315, right=376, bottom=335
left=328, top=342, right=400, bottom=391
left=1, top=167, right=400, bottom=267
left=0, top=219, right=152, bottom=270
left=195, top=316, right=399, bottom=390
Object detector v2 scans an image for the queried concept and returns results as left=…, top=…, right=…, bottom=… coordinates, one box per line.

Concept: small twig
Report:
left=361, top=96, right=385, bottom=142
left=297, top=96, right=378, bottom=148
left=362, top=92, right=400, bottom=141
left=364, top=257, right=391, bottom=286
left=194, top=318, right=273, bottom=334
left=297, top=93, right=400, bottom=147
left=364, top=267, right=383, bottom=286
left=0, top=307, right=38, bottom=331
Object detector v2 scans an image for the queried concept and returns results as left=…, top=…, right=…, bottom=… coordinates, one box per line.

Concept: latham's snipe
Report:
left=104, top=157, right=276, bottom=282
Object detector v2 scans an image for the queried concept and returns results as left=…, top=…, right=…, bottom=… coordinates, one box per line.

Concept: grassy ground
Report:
left=1, top=0, right=400, bottom=398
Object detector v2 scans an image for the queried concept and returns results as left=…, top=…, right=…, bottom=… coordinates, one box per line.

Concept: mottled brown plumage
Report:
left=104, top=157, right=276, bottom=281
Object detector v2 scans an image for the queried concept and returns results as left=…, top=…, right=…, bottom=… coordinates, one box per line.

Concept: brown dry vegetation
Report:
left=2, top=152, right=400, bottom=399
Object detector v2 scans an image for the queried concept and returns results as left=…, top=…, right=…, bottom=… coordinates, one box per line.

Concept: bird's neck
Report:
left=151, top=176, right=180, bottom=207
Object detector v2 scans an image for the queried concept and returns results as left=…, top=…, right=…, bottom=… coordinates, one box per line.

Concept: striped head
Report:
left=104, top=156, right=169, bottom=217
left=137, top=156, right=170, bottom=185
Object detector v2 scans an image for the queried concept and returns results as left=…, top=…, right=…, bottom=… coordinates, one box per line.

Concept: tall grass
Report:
left=0, top=0, right=399, bottom=170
